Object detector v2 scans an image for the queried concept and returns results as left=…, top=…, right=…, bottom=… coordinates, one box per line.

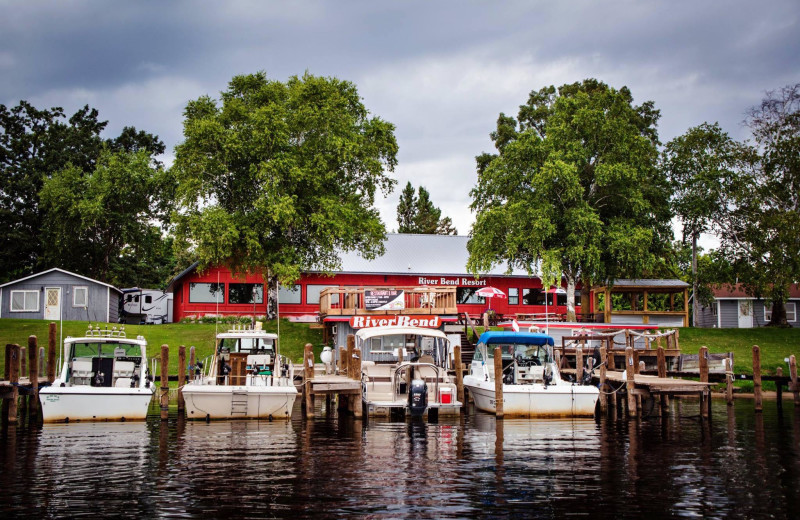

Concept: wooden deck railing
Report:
left=319, top=286, right=458, bottom=317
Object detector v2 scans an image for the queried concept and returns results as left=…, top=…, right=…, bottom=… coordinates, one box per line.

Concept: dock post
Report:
left=454, top=344, right=464, bottom=409
left=19, top=345, right=27, bottom=415
left=2, top=345, right=10, bottom=422
left=494, top=346, right=504, bottom=418
left=576, top=346, right=584, bottom=384
left=725, top=358, right=734, bottom=406
left=47, top=323, right=57, bottom=383
left=189, top=346, right=196, bottom=382
left=8, top=344, right=20, bottom=424
left=699, top=346, right=709, bottom=418
left=599, top=347, right=608, bottom=412
left=337, top=347, right=348, bottom=411
left=753, top=345, right=763, bottom=413
left=177, top=345, right=186, bottom=415
left=657, top=346, right=669, bottom=415
left=777, top=367, right=784, bottom=409
left=304, top=343, right=314, bottom=418
left=38, top=347, right=45, bottom=376
left=160, top=345, right=169, bottom=421
left=29, top=336, right=40, bottom=420
left=790, top=355, right=799, bottom=407
left=346, top=335, right=355, bottom=378
left=352, top=348, right=362, bottom=419
left=625, top=347, right=637, bottom=418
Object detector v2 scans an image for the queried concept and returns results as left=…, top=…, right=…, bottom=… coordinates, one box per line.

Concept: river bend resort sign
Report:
left=418, top=277, right=486, bottom=286
left=349, top=315, right=442, bottom=328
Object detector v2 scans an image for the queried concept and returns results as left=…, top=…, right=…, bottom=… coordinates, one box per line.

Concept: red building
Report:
left=166, top=234, right=579, bottom=323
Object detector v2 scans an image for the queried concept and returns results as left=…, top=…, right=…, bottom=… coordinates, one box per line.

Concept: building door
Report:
left=738, top=299, right=753, bottom=328
left=44, top=287, right=61, bottom=320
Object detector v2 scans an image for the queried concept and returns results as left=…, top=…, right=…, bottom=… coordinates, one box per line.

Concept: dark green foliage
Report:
left=395, top=181, right=457, bottom=234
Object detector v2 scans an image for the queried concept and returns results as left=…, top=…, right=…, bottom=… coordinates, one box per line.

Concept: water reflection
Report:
left=2, top=400, right=800, bottom=518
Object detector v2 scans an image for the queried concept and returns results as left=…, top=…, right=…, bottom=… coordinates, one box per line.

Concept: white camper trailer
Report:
left=120, top=288, right=172, bottom=324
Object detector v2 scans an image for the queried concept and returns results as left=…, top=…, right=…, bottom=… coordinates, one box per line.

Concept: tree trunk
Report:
left=267, top=272, right=278, bottom=320
left=580, top=276, right=592, bottom=322
left=770, top=299, right=789, bottom=327
left=565, top=273, right=577, bottom=322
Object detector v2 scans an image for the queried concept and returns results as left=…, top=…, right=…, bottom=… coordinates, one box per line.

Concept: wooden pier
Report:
left=1, top=323, right=58, bottom=424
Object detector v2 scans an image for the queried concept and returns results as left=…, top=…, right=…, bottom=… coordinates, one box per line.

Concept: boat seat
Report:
left=415, top=365, right=446, bottom=383
left=113, top=361, right=135, bottom=378
left=246, top=354, right=272, bottom=367
left=115, top=377, right=133, bottom=388
left=71, top=359, right=93, bottom=377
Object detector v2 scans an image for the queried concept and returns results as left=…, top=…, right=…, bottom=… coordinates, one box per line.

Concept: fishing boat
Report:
left=463, top=331, right=599, bottom=417
left=40, top=325, right=155, bottom=422
left=182, top=326, right=297, bottom=420
left=357, top=326, right=461, bottom=419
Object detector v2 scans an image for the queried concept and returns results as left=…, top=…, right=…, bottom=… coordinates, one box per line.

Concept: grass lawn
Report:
left=0, top=318, right=324, bottom=376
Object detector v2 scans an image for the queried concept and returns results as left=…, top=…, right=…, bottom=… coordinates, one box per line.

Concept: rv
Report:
left=120, top=288, right=172, bottom=324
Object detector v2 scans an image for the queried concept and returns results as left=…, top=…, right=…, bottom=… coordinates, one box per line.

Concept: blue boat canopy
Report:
left=477, top=331, right=554, bottom=346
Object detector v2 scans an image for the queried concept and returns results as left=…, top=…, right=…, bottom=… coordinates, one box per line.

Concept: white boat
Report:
left=463, top=331, right=599, bottom=417
left=357, top=326, right=462, bottom=419
left=40, top=325, right=155, bottom=422
left=182, top=327, right=297, bottom=420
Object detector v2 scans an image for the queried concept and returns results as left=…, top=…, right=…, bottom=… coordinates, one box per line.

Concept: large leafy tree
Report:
left=172, top=72, right=398, bottom=314
left=468, top=79, right=672, bottom=320
left=662, top=122, right=753, bottom=325
left=0, top=102, right=106, bottom=281
left=39, top=147, right=175, bottom=288
left=395, top=181, right=457, bottom=234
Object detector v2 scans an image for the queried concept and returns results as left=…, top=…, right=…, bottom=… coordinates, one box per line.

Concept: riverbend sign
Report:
left=349, top=315, right=442, bottom=329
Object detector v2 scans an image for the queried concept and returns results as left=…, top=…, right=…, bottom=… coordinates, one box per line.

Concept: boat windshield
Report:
left=484, top=343, right=551, bottom=365
left=218, top=337, right=275, bottom=355
left=71, top=342, right=142, bottom=359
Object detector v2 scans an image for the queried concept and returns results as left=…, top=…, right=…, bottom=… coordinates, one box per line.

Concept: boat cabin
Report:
left=472, top=331, right=556, bottom=385
left=213, top=329, right=284, bottom=386
left=62, top=326, right=148, bottom=389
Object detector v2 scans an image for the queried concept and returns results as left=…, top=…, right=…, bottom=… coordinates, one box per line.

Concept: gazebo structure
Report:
left=592, top=279, right=690, bottom=327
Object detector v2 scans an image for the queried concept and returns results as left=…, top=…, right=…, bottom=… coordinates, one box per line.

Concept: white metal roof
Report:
left=355, top=326, right=449, bottom=341
left=321, top=233, right=532, bottom=277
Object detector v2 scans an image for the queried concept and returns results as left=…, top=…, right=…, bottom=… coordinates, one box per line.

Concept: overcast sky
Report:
left=2, top=1, right=798, bottom=243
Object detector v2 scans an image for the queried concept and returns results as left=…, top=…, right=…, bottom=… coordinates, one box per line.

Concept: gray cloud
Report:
left=1, top=0, right=797, bottom=236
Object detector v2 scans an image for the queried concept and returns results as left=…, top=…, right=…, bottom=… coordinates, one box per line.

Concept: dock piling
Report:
left=454, top=344, right=464, bottom=409
left=598, top=346, right=608, bottom=412
left=47, top=322, right=57, bottom=383
left=494, top=346, right=504, bottom=418
left=160, top=345, right=169, bottom=421
left=178, top=345, right=186, bottom=414
left=699, top=346, right=709, bottom=418
left=8, top=344, right=20, bottom=424
left=625, top=347, right=637, bottom=418
left=304, top=343, right=314, bottom=418
left=790, top=355, right=799, bottom=407
left=352, top=348, right=362, bottom=419
left=753, top=345, right=763, bottom=413
left=725, top=358, right=734, bottom=406
left=576, top=346, right=584, bottom=384
left=29, top=336, right=39, bottom=420
left=777, top=367, right=784, bottom=409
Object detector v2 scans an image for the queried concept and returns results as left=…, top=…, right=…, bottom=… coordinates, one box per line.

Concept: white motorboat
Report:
left=40, top=325, right=155, bottom=422
left=357, top=326, right=462, bottom=419
left=463, top=331, right=599, bottom=417
left=182, top=327, right=297, bottom=420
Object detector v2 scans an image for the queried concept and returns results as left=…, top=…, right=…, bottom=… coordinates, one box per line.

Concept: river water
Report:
left=2, top=398, right=799, bottom=519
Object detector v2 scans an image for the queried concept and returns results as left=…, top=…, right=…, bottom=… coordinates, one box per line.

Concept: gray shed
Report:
left=696, top=283, right=800, bottom=328
left=0, top=268, right=122, bottom=323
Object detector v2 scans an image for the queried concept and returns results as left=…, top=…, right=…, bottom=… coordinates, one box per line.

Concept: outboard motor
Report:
left=408, top=379, right=428, bottom=417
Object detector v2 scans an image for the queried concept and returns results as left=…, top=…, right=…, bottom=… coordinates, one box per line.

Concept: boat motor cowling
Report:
left=408, top=379, right=428, bottom=417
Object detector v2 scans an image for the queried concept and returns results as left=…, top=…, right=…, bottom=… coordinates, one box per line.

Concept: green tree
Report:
left=468, top=79, right=672, bottom=321
left=395, top=182, right=457, bottom=234
left=172, top=71, right=398, bottom=315
left=0, top=102, right=106, bottom=281
left=662, top=122, right=753, bottom=325
left=397, top=181, right=417, bottom=233
left=39, top=147, right=175, bottom=287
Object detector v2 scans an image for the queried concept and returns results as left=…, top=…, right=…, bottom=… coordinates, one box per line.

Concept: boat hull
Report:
left=39, top=387, right=155, bottom=422
left=182, top=385, right=297, bottom=420
left=464, top=377, right=599, bottom=417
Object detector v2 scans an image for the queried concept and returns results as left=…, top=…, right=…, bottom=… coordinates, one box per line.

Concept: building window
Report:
left=508, top=288, right=519, bottom=305
left=575, top=290, right=582, bottom=306
left=73, top=287, right=88, bottom=307
left=307, top=285, right=339, bottom=305
left=10, top=290, right=39, bottom=312
left=279, top=284, right=301, bottom=304
left=522, top=288, right=543, bottom=305
left=189, top=283, right=224, bottom=303
left=456, top=288, right=485, bottom=305
left=229, top=283, right=263, bottom=304
left=766, top=302, right=797, bottom=322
